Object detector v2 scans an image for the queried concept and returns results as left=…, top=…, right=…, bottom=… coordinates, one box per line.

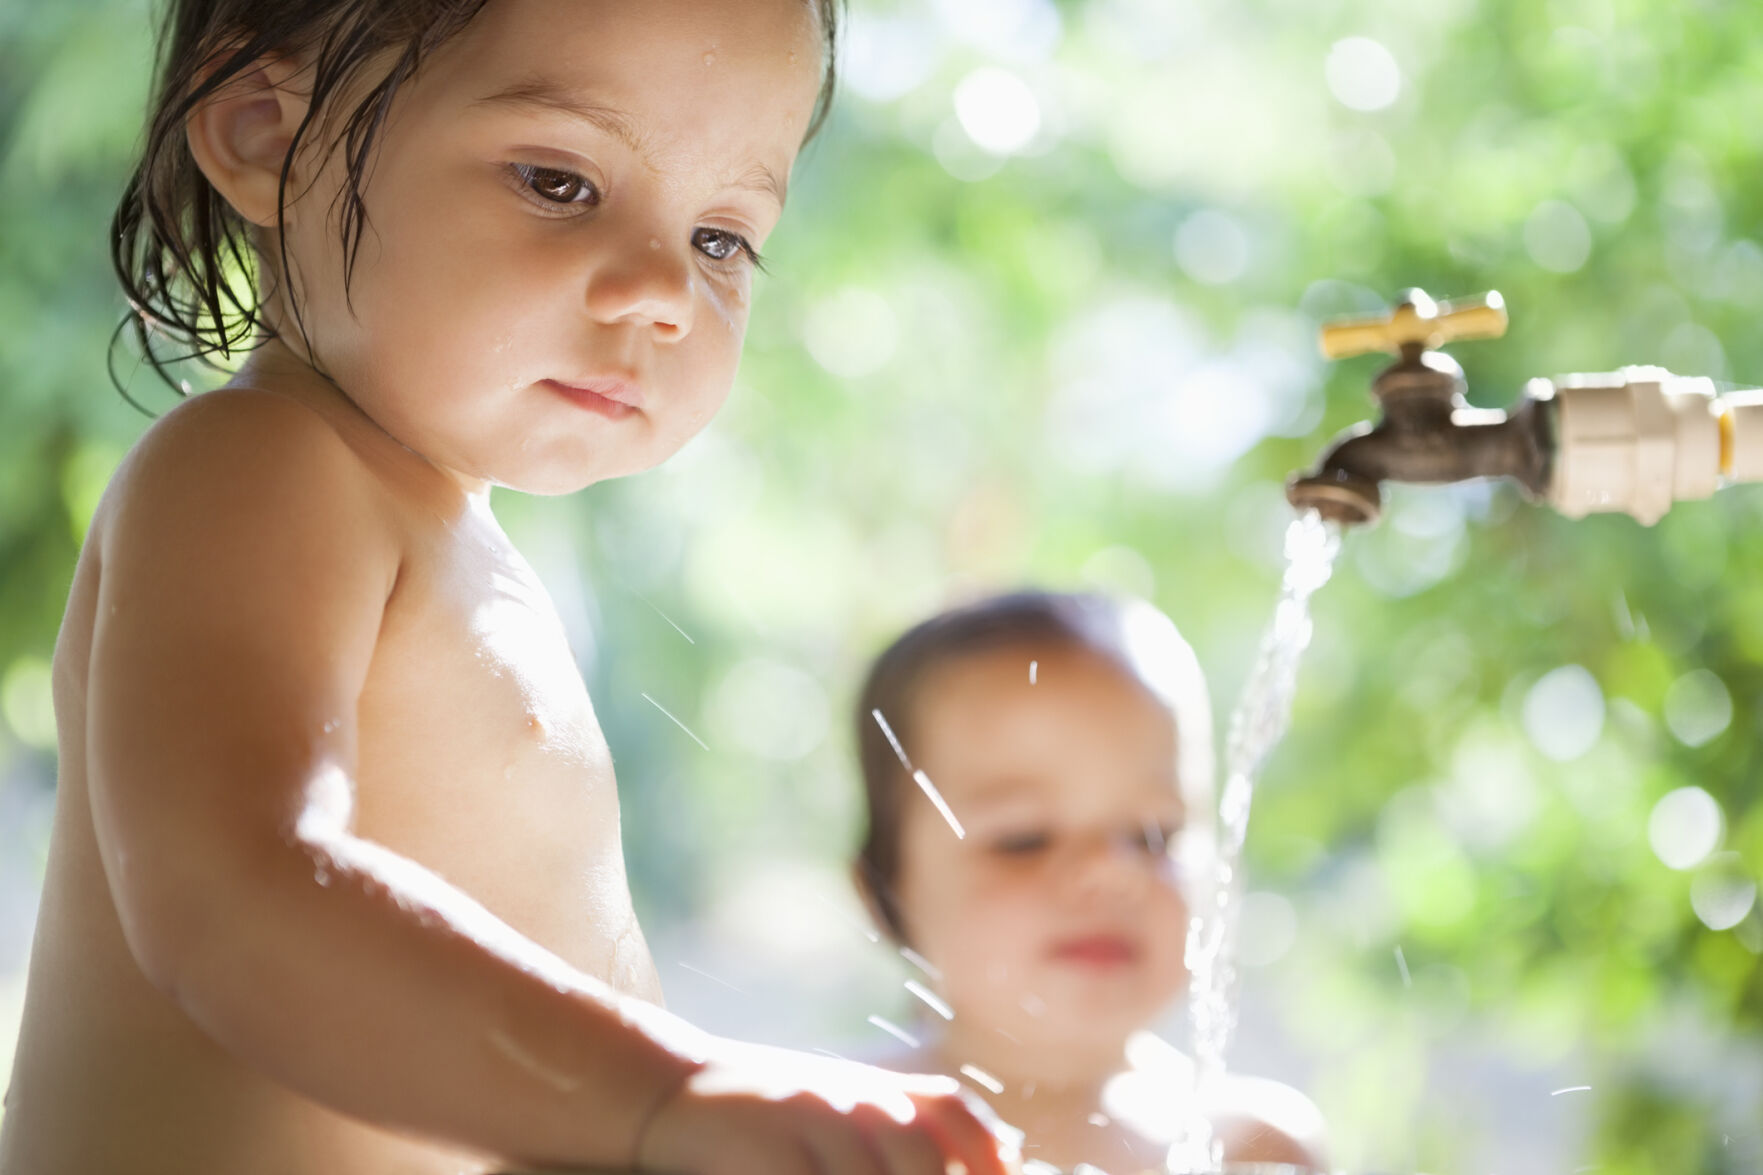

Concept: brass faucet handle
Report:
left=1320, top=289, right=1508, bottom=359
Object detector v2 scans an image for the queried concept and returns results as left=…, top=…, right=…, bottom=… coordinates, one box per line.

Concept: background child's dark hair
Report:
left=852, top=589, right=1215, bottom=943
left=110, top=0, right=843, bottom=409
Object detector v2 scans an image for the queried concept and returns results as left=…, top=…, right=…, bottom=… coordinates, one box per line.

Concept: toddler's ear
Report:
left=185, top=54, right=311, bottom=228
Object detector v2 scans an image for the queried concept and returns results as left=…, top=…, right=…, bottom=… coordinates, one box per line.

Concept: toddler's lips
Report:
left=543, top=377, right=643, bottom=418
left=1049, top=934, right=1139, bottom=967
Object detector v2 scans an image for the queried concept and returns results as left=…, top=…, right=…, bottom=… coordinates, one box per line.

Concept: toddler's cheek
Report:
left=939, top=912, right=1048, bottom=1006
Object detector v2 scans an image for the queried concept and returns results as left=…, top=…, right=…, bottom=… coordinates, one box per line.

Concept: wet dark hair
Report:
left=110, top=0, right=843, bottom=410
left=852, top=590, right=1214, bottom=944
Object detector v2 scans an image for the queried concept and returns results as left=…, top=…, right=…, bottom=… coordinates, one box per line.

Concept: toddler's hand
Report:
left=634, top=1038, right=1016, bottom=1175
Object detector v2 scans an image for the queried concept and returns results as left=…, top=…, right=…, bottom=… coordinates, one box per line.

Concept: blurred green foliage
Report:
left=2, top=0, right=1761, bottom=1171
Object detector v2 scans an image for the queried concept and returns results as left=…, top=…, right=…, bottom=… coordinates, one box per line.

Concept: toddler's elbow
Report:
left=116, top=865, right=228, bottom=1006
left=112, top=839, right=292, bottom=1013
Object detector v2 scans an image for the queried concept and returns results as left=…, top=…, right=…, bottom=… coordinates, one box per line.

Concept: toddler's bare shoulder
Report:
left=99, top=388, right=399, bottom=557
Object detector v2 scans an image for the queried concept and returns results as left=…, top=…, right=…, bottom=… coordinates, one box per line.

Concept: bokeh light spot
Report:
left=953, top=67, right=1042, bottom=156
left=1662, top=668, right=1732, bottom=747
left=1325, top=37, right=1401, bottom=112
left=1648, top=786, right=1723, bottom=871
left=1521, top=665, right=1605, bottom=762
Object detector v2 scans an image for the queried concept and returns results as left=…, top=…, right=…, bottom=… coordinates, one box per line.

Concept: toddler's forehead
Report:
left=431, top=0, right=821, bottom=109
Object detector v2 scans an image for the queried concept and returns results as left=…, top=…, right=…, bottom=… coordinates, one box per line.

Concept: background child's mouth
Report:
left=1050, top=935, right=1138, bottom=965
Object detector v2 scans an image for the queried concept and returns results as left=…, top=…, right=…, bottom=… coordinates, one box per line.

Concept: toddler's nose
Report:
left=584, top=234, right=695, bottom=337
left=1068, top=831, right=1146, bottom=895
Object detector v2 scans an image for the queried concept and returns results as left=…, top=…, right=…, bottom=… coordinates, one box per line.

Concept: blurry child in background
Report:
left=0, top=2, right=1012, bottom=1173
left=853, top=591, right=1329, bottom=1173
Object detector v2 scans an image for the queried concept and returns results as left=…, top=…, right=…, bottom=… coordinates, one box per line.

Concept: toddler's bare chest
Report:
left=345, top=528, right=646, bottom=986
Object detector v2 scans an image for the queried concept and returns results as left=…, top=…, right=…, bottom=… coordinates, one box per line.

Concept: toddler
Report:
left=0, top=3, right=1011, bottom=1174
left=853, top=591, right=1329, bottom=1173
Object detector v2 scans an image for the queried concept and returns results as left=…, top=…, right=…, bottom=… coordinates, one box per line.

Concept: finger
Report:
left=713, top=1121, right=816, bottom=1175
left=802, top=1117, right=887, bottom=1175
left=755, top=1136, right=819, bottom=1175
left=868, top=1115, right=947, bottom=1175
left=911, top=1090, right=1016, bottom=1175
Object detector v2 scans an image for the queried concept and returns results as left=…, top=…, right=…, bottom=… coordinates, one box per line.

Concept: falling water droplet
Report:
left=866, top=1014, right=920, bottom=1048
left=642, top=691, right=709, bottom=750
left=872, top=709, right=913, bottom=772
left=904, top=979, right=953, bottom=1020
left=677, top=961, right=745, bottom=993
left=913, top=769, right=965, bottom=839
left=959, top=1063, right=1004, bottom=1094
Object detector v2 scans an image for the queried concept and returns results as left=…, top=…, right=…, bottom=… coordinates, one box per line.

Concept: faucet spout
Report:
left=1286, top=290, right=1552, bottom=526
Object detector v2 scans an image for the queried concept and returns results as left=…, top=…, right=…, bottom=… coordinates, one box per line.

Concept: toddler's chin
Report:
left=491, top=448, right=657, bottom=495
left=505, top=467, right=616, bottom=496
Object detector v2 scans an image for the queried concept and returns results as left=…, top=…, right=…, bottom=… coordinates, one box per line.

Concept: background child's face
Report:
left=274, top=0, right=823, bottom=493
left=892, top=644, right=1193, bottom=1060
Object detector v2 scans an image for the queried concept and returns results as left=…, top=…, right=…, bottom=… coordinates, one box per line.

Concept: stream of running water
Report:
left=1168, top=508, right=1342, bottom=1174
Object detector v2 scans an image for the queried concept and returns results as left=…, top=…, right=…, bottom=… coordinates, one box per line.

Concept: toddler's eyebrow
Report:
left=471, top=77, right=788, bottom=207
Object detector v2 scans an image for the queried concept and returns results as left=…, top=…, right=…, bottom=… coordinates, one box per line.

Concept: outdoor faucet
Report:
left=1287, top=288, right=1763, bottom=528
left=1286, top=288, right=1551, bottom=527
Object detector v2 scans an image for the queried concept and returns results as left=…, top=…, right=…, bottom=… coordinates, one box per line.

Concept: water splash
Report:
left=1170, top=510, right=1341, bottom=1175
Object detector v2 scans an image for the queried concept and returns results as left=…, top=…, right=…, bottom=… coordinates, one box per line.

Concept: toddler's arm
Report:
left=84, top=390, right=1004, bottom=1175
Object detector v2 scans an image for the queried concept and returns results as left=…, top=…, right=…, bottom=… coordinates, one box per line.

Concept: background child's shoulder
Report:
left=1113, top=1034, right=1328, bottom=1171
left=1210, top=1072, right=1329, bottom=1171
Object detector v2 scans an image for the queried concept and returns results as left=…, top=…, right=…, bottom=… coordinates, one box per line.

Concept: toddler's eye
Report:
left=1136, top=824, right=1178, bottom=854
left=515, top=164, right=600, bottom=206
left=992, top=831, right=1050, bottom=856
left=693, top=227, right=759, bottom=266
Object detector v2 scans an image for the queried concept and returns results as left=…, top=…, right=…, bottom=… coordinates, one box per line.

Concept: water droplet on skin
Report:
left=788, top=51, right=798, bottom=65
left=322, top=719, right=339, bottom=733
left=649, top=237, right=661, bottom=251
left=703, top=51, right=716, bottom=66
left=314, top=865, right=331, bottom=886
